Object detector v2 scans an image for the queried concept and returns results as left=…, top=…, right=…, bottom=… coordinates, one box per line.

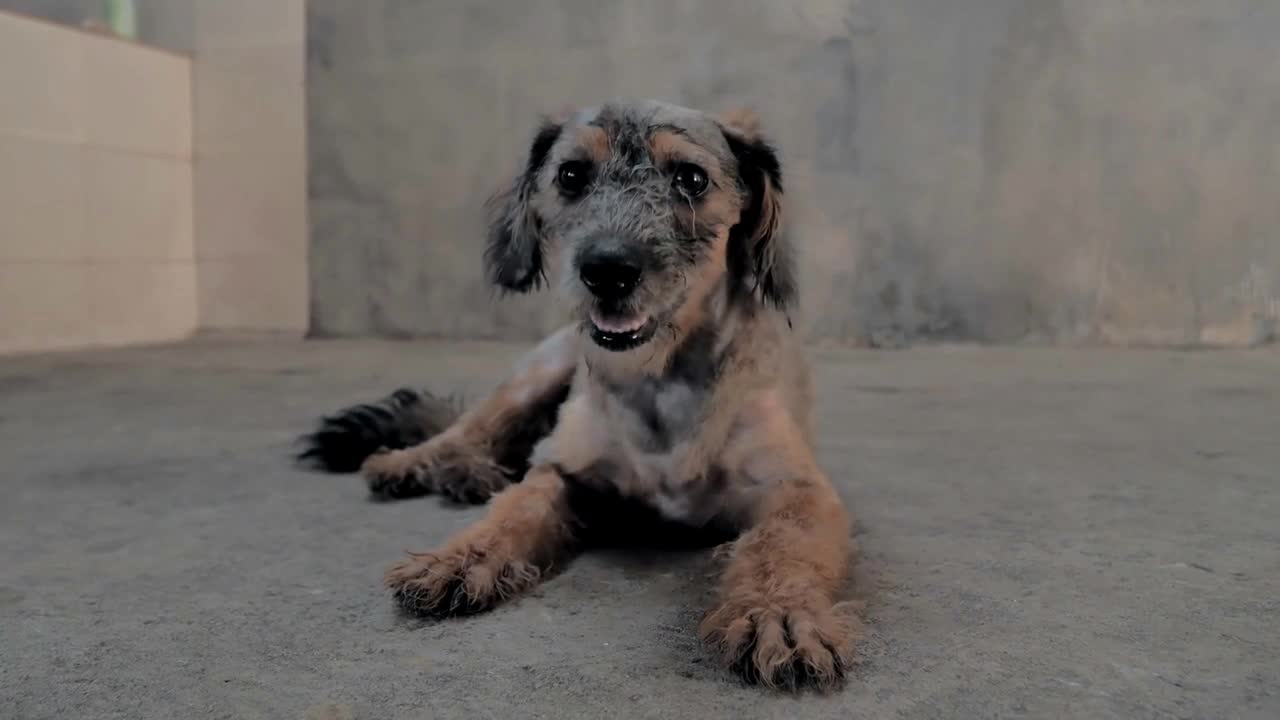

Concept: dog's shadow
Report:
left=564, top=479, right=739, bottom=560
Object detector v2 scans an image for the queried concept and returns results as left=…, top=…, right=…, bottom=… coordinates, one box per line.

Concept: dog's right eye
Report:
left=555, top=161, right=592, bottom=197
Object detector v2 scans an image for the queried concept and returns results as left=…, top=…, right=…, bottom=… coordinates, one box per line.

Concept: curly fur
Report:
left=297, top=101, right=859, bottom=694
left=364, top=440, right=512, bottom=502
left=296, top=388, right=461, bottom=473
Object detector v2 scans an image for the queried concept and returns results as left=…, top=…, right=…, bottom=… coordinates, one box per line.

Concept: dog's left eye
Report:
left=673, top=163, right=709, bottom=198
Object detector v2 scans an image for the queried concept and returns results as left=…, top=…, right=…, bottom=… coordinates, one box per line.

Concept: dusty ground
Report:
left=1, top=338, right=1277, bottom=719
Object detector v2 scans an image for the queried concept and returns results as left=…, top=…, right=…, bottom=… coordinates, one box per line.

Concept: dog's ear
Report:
left=719, top=111, right=796, bottom=310
left=483, top=120, right=563, bottom=292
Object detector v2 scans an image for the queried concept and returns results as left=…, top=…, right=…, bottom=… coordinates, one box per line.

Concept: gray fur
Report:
left=486, top=100, right=793, bottom=329
left=317, top=102, right=851, bottom=691
left=600, top=322, right=723, bottom=453
left=482, top=101, right=801, bottom=529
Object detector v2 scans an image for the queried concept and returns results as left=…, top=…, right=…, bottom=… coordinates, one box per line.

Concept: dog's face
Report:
left=485, top=101, right=794, bottom=356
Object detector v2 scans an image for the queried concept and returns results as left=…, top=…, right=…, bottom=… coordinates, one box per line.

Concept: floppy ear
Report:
left=719, top=113, right=796, bottom=309
left=483, top=120, right=563, bottom=292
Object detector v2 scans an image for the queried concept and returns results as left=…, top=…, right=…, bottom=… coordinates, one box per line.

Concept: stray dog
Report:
left=300, top=100, right=857, bottom=691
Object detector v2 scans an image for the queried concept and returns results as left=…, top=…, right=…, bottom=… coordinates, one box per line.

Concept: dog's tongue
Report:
left=591, top=311, right=648, bottom=334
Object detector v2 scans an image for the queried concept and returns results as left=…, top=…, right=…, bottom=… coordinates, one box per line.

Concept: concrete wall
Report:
left=308, top=0, right=1280, bottom=347
left=191, top=0, right=309, bottom=334
left=0, top=10, right=196, bottom=354
left=0, top=1, right=308, bottom=353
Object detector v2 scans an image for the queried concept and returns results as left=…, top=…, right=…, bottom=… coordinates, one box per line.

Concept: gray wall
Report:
left=307, top=0, right=1280, bottom=346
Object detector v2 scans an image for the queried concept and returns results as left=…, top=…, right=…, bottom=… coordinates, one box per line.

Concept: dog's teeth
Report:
left=592, top=313, right=648, bottom=333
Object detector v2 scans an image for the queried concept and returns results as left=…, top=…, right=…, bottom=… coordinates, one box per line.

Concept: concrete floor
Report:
left=1, top=339, right=1277, bottom=719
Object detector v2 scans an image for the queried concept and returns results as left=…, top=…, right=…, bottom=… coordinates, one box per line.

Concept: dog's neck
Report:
left=584, top=277, right=744, bottom=386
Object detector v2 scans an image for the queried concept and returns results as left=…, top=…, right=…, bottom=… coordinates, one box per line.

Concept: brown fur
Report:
left=699, top=392, right=856, bottom=689
left=331, top=101, right=857, bottom=693
left=385, top=467, right=573, bottom=616
left=649, top=130, right=740, bottom=235
left=577, top=125, right=611, bottom=163
left=363, top=327, right=577, bottom=501
left=718, top=106, right=763, bottom=138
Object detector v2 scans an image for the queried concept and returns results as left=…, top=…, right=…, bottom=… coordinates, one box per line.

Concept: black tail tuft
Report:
left=296, top=388, right=463, bottom=473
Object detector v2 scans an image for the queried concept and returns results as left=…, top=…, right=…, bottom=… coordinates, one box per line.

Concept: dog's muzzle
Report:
left=577, top=248, right=656, bottom=351
left=579, top=251, right=641, bottom=301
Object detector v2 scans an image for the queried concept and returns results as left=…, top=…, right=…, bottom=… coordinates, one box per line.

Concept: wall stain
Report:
left=306, top=0, right=1280, bottom=348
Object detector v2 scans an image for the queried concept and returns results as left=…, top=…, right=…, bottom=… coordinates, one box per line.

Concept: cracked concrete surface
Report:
left=1, top=339, right=1277, bottom=718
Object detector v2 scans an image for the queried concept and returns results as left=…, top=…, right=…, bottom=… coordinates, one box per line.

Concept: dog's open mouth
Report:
left=588, top=309, right=656, bottom=351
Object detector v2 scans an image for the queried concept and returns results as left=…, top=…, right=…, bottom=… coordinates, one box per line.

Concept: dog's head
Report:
left=484, top=100, right=793, bottom=356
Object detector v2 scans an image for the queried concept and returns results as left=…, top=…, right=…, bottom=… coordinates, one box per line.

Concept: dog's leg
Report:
left=362, top=327, right=578, bottom=503
left=700, top=395, right=857, bottom=692
left=384, top=465, right=574, bottom=616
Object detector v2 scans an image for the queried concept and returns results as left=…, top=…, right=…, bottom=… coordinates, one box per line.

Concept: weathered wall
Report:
left=187, top=0, right=310, bottom=335
left=1, top=0, right=310, bottom=340
left=0, top=10, right=195, bottom=354
left=307, top=0, right=1280, bottom=346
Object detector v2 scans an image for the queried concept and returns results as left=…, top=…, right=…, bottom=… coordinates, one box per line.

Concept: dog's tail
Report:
left=295, top=388, right=463, bottom=473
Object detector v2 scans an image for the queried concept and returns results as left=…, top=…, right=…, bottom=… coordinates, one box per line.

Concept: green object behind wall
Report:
left=103, top=0, right=136, bottom=39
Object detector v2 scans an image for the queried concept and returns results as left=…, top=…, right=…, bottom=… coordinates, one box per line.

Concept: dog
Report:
left=300, top=100, right=858, bottom=691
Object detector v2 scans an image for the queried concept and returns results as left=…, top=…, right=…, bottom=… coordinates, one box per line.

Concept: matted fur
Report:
left=297, top=389, right=461, bottom=474
left=299, top=101, right=859, bottom=693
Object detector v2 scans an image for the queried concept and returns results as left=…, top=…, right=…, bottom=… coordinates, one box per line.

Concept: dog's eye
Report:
left=673, top=163, right=709, bottom=199
left=556, top=161, right=592, bottom=197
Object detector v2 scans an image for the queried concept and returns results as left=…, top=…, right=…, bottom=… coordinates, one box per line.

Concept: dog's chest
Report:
left=606, top=375, right=704, bottom=456
left=599, top=375, right=726, bottom=523
left=603, top=324, right=722, bottom=454
left=579, top=324, right=745, bottom=525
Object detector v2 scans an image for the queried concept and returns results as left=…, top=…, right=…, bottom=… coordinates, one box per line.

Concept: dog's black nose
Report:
left=579, top=254, right=642, bottom=299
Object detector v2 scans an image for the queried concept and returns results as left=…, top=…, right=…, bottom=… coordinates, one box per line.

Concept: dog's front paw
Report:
left=700, top=597, right=855, bottom=692
left=360, top=447, right=430, bottom=498
left=384, top=540, right=541, bottom=617
left=361, top=440, right=510, bottom=503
